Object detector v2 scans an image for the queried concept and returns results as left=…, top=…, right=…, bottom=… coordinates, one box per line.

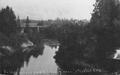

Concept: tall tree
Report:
left=0, top=6, right=17, bottom=36
left=26, top=16, right=30, bottom=27
left=16, top=16, right=21, bottom=28
left=90, top=0, right=119, bottom=57
left=89, top=0, right=120, bottom=72
left=91, top=0, right=118, bottom=27
left=24, top=16, right=30, bottom=33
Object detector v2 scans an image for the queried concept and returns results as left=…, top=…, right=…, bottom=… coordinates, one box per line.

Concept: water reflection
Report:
left=20, top=44, right=59, bottom=75
left=0, top=39, right=59, bottom=75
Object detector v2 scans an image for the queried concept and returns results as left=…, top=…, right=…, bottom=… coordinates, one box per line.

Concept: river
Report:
left=20, top=44, right=59, bottom=75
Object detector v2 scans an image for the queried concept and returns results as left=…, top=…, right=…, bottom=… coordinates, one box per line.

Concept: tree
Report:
left=90, top=0, right=119, bottom=58
left=25, top=16, right=30, bottom=27
left=16, top=16, right=21, bottom=28
left=91, top=0, right=119, bottom=28
left=24, top=16, right=31, bottom=33
left=0, top=6, right=17, bottom=36
left=37, top=20, right=44, bottom=26
left=89, top=0, right=120, bottom=72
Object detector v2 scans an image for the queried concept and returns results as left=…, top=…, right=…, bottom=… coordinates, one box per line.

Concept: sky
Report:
left=0, top=0, right=95, bottom=20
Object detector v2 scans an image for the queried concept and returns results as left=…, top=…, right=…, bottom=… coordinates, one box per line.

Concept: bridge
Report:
left=20, top=25, right=49, bottom=33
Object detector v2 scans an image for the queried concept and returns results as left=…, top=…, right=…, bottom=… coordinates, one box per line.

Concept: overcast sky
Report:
left=0, top=0, right=95, bottom=20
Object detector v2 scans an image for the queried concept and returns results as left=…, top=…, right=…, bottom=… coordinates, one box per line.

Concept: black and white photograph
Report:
left=0, top=0, right=120, bottom=75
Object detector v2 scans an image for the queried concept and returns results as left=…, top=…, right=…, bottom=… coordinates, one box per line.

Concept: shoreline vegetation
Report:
left=1, top=0, right=120, bottom=75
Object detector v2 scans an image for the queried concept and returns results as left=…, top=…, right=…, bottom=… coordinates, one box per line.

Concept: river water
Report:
left=20, top=44, right=59, bottom=75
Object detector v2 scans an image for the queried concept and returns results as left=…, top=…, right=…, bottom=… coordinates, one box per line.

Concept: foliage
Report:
left=52, top=0, right=120, bottom=73
left=0, top=6, right=17, bottom=36
left=0, top=6, right=45, bottom=75
left=90, top=0, right=120, bottom=60
left=91, top=0, right=118, bottom=27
